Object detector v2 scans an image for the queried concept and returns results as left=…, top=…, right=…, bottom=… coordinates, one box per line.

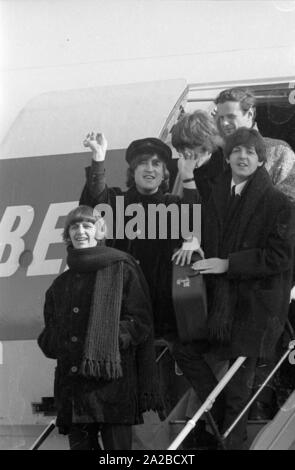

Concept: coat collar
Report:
left=211, top=166, right=272, bottom=235
left=126, top=186, right=165, bottom=204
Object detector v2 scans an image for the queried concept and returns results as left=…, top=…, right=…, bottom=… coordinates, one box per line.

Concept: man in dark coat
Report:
left=38, top=205, right=159, bottom=450
left=215, top=87, right=295, bottom=420
left=172, top=128, right=295, bottom=449
left=80, top=133, right=200, bottom=339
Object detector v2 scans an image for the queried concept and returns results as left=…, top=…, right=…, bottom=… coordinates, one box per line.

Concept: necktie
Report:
left=227, top=185, right=239, bottom=212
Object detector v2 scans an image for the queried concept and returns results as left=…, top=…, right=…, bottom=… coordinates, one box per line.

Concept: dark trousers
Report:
left=172, top=341, right=257, bottom=449
left=222, top=358, right=256, bottom=449
left=68, top=423, right=132, bottom=450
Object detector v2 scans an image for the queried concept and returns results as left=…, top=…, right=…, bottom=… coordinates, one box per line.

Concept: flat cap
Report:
left=125, top=137, right=172, bottom=164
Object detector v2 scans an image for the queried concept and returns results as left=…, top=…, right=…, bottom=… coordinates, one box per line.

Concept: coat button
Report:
left=73, top=307, right=79, bottom=313
left=71, top=366, right=78, bottom=373
left=71, top=336, right=78, bottom=342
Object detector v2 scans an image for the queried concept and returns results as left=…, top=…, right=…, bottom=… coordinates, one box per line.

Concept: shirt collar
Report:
left=230, top=179, right=247, bottom=195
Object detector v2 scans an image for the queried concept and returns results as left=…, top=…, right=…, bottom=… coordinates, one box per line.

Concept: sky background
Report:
left=1, top=0, right=295, bottom=142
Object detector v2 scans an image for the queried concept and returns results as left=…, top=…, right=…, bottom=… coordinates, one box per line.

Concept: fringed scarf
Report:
left=67, top=245, right=130, bottom=380
left=66, top=245, right=162, bottom=414
left=81, top=262, right=124, bottom=379
left=207, top=275, right=237, bottom=343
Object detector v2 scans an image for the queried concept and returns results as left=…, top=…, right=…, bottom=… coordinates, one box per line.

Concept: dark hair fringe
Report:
left=126, top=155, right=170, bottom=192
left=171, top=110, right=223, bottom=153
left=223, top=127, right=266, bottom=163
left=63, top=205, right=100, bottom=243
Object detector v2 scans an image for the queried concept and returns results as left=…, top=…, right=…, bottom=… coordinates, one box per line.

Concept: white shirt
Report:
left=230, top=179, right=247, bottom=196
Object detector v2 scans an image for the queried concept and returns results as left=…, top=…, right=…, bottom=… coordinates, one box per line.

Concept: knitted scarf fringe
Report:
left=207, top=276, right=235, bottom=343
left=80, top=357, right=123, bottom=380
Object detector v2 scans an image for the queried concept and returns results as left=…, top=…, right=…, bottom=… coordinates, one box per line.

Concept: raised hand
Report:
left=177, top=154, right=197, bottom=181
left=178, top=147, right=212, bottom=179
left=83, top=132, right=108, bottom=161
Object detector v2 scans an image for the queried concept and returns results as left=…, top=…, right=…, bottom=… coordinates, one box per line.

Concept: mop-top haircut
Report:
left=171, top=110, right=223, bottom=153
left=224, top=127, right=266, bottom=163
left=63, top=205, right=103, bottom=243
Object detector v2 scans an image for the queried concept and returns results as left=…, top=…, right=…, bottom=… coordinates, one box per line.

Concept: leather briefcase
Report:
left=172, top=254, right=208, bottom=343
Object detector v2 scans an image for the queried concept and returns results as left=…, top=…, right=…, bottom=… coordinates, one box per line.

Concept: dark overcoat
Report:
left=193, top=148, right=225, bottom=203
left=80, top=162, right=198, bottom=338
left=202, top=167, right=295, bottom=358
left=38, top=260, right=155, bottom=431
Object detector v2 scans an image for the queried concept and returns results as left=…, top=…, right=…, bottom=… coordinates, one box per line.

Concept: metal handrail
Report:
left=223, top=340, right=295, bottom=440
left=167, top=356, right=246, bottom=450
left=30, top=418, right=56, bottom=450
